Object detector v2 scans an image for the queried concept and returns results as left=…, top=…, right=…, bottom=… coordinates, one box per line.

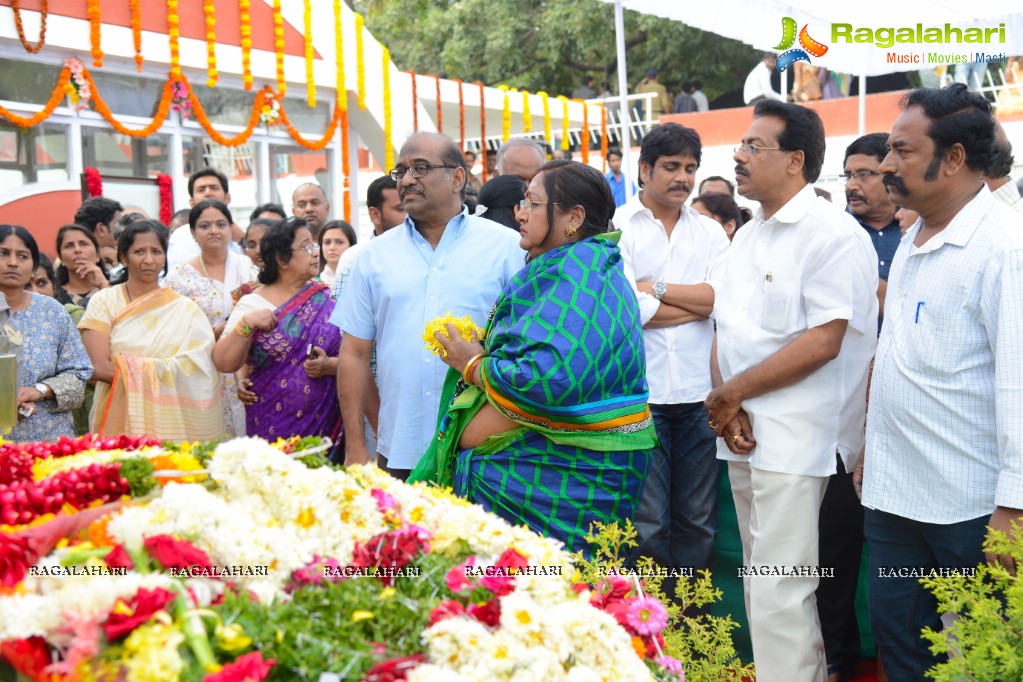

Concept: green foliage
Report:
left=350, top=0, right=761, bottom=101
left=921, top=522, right=1023, bottom=681
left=575, top=521, right=755, bottom=682
left=119, top=456, right=156, bottom=496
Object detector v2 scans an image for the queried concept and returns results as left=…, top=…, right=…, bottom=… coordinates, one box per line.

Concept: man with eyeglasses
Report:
left=707, top=100, right=878, bottom=682
left=335, top=132, right=522, bottom=480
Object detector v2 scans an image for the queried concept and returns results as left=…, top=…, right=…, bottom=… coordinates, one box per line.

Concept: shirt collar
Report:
left=758, top=183, right=817, bottom=225
left=617, top=191, right=696, bottom=229
left=905, top=184, right=994, bottom=250
left=404, top=205, right=469, bottom=240
left=990, top=177, right=1021, bottom=207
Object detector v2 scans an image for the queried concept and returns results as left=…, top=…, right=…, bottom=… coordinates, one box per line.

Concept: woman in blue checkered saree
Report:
left=409, top=160, right=656, bottom=553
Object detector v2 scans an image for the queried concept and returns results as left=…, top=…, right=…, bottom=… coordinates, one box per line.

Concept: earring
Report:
left=565, top=224, right=578, bottom=238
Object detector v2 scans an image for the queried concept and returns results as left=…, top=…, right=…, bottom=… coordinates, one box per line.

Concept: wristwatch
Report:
left=34, top=382, right=50, bottom=400
left=653, top=280, right=667, bottom=300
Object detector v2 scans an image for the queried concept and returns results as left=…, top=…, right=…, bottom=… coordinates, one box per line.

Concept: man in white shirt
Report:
left=167, top=167, right=243, bottom=269
left=743, top=53, right=786, bottom=106
left=690, top=80, right=709, bottom=113
left=614, top=123, right=730, bottom=586
left=708, top=100, right=878, bottom=682
left=984, top=120, right=1023, bottom=214
left=859, top=84, right=1023, bottom=681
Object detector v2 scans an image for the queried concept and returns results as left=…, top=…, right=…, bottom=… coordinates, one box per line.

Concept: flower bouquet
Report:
left=1, top=436, right=685, bottom=681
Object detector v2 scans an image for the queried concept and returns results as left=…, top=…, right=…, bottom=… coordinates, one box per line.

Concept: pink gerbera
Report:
left=625, top=595, right=668, bottom=636
left=654, top=654, right=685, bottom=680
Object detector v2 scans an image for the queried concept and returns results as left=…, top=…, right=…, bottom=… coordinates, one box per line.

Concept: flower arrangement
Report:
left=260, top=88, right=282, bottom=128
left=273, top=0, right=286, bottom=96
left=477, top=81, right=487, bottom=182
left=522, top=90, right=532, bottom=133
left=63, top=58, right=91, bottom=112
left=203, top=0, right=218, bottom=88
left=559, top=95, right=571, bottom=151
left=601, top=105, right=609, bottom=172
left=580, top=99, right=590, bottom=164
left=167, top=0, right=181, bottom=79
left=355, top=13, right=366, bottom=110
left=239, top=0, right=253, bottom=89
left=499, top=85, right=511, bottom=142
left=406, top=71, right=419, bottom=131
left=304, top=0, right=316, bottom=107
left=87, top=0, right=102, bottom=67
left=0, top=437, right=690, bottom=682
left=129, top=0, right=143, bottom=71
left=382, top=47, right=393, bottom=171
left=423, top=313, right=485, bottom=356
left=453, top=77, right=465, bottom=150
left=84, top=166, right=103, bottom=197
left=157, top=173, right=174, bottom=226
left=334, top=0, right=346, bottom=107
left=433, top=74, right=443, bottom=133
left=170, top=81, right=191, bottom=121
left=12, top=0, right=48, bottom=54
left=540, top=90, right=552, bottom=148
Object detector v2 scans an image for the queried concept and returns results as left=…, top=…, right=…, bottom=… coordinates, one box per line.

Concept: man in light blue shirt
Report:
left=334, top=132, right=524, bottom=479
left=604, top=148, right=634, bottom=207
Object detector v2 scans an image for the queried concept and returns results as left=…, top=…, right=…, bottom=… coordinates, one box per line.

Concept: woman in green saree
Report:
left=411, top=160, right=656, bottom=552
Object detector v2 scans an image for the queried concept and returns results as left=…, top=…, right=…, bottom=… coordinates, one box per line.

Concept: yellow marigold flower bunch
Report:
left=422, top=313, right=485, bottom=357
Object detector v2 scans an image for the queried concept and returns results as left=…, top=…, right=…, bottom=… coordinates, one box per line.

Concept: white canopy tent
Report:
left=600, top=0, right=1023, bottom=188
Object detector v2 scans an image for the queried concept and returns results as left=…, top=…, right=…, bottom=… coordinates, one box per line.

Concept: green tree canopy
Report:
left=350, top=0, right=763, bottom=102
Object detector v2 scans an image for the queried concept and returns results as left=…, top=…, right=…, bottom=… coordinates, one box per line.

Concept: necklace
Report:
left=199, top=254, right=210, bottom=278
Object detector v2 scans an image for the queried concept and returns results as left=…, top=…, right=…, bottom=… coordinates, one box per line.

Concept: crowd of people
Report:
left=1, top=81, right=1021, bottom=682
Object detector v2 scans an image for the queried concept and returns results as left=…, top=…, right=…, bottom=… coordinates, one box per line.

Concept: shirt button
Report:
left=879, top=231, right=883, bottom=236
left=425, top=391, right=432, bottom=397
left=880, top=261, right=886, bottom=265
left=429, top=296, right=435, bottom=301
left=425, top=358, right=431, bottom=363
left=432, top=267, right=438, bottom=272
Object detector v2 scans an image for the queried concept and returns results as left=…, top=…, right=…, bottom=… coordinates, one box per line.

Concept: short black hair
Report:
left=259, top=218, right=309, bottom=285
left=693, top=192, right=752, bottom=232
left=55, top=224, right=108, bottom=286
left=187, top=167, right=229, bottom=198
left=844, top=132, right=890, bottom=166
left=536, top=159, right=615, bottom=246
left=188, top=199, right=234, bottom=231
left=902, top=83, right=996, bottom=176
left=246, top=218, right=281, bottom=241
left=0, top=224, right=39, bottom=269
left=35, top=253, right=56, bottom=287
left=753, top=99, right=826, bottom=182
left=74, top=197, right=123, bottom=233
left=987, top=130, right=1014, bottom=180
left=249, top=203, right=287, bottom=223
left=605, top=147, right=623, bottom=162
left=477, top=175, right=528, bottom=230
left=115, top=220, right=169, bottom=284
left=367, top=175, right=399, bottom=212
left=638, top=123, right=703, bottom=187
left=691, top=80, right=702, bottom=90
left=170, top=208, right=191, bottom=225
left=698, top=176, right=734, bottom=194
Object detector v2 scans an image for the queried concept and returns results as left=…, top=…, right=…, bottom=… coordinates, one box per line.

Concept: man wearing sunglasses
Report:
left=335, top=132, right=522, bottom=480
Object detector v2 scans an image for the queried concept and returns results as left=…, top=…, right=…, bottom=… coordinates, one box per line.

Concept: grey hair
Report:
left=496, top=138, right=546, bottom=175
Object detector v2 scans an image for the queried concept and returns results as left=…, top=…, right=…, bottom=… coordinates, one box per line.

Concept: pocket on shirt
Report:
left=902, top=293, right=966, bottom=374
left=760, top=281, right=797, bottom=333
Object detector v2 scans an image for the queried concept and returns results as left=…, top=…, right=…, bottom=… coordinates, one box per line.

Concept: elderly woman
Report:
left=166, top=199, right=258, bottom=435
left=54, top=224, right=110, bottom=308
left=213, top=218, right=341, bottom=445
left=0, top=225, right=92, bottom=442
left=411, top=160, right=656, bottom=552
left=79, top=221, right=224, bottom=441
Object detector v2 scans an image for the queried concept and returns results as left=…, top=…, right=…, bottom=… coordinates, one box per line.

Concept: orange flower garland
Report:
left=239, top=0, right=253, bottom=89
left=83, top=69, right=173, bottom=138
left=167, top=0, right=181, bottom=79
left=0, top=66, right=70, bottom=128
left=433, top=75, right=442, bottom=133
left=87, top=0, right=103, bottom=67
left=600, top=105, right=608, bottom=172
left=405, top=71, right=418, bottom=131
left=340, top=108, right=351, bottom=221
left=477, top=82, right=487, bottom=182
left=304, top=0, right=315, bottom=107
left=334, top=0, right=351, bottom=221
left=559, top=96, right=570, bottom=151
left=382, top=47, right=393, bottom=171
left=273, top=0, right=286, bottom=95
left=12, top=0, right=48, bottom=54
left=355, top=13, right=366, bottom=110
left=186, top=76, right=266, bottom=147
left=279, top=104, right=344, bottom=153
left=203, top=0, right=217, bottom=87
left=452, top=78, right=464, bottom=150
left=129, top=0, right=143, bottom=71
left=580, top=100, right=589, bottom=164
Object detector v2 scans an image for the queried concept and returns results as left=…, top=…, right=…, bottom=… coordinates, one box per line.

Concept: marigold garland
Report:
left=12, top=0, right=48, bottom=54
left=333, top=0, right=346, bottom=110
left=477, top=82, right=487, bottom=182
left=239, top=0, right=253, bottom=89
left=304, top=0, right=315, bottom=107
left=0, top=66, right=69, bottom=128
left=129, top=0, right=143, bottom=71
left=83, top=69, right=173, bottom=138
left=433, top=75, right=442, bottom=133
left=354, top=13, right=366, bottom=110
left=273, top=0, right=286, bottom=95
left=84, top=167, right=103, bottom=197
left=202, top=0, right=217, bottom=87
left=452, top=78, right=464, bottom=151
left=382, top=47, right=393, bottom=171
left=405, top=71, right=418, bottom=131
left=157, top=174, right=173, bottom=225
left=167, top=0, right=181, bottom=79
left=499, top=86, right=511, bottom=142
left=539, top=91, right=551, bottom=147
left=87, top=0, right=103, bottom=67
left=580, top=100, right=590, bottom=164
left=340, top=108, right=351, bottom=220
left=559, top=96, right=570, bottom=151
left=600, top=105, right=608, bottom=172
left=522, top=91, right=532, bottom=133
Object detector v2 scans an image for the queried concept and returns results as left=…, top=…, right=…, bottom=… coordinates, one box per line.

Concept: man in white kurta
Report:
left=707, top=100, right=877, bottom=682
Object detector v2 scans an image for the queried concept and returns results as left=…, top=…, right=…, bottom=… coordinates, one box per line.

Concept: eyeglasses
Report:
left=517, top=199, right=560, bottom=213
left=297, top=243, right=320, bottom=255
left=733, top=143, right=786, bottom=156
left=388, top=163, right=458, bottom=181
left=839, top=170, right=882, bottom=182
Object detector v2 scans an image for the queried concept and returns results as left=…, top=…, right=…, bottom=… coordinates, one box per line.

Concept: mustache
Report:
left=882, top=174, right=908, bottom=195
left=734, top=164, right=749, bottom=177
left=670, top=184, right=691, bottom=193
left=846, top=192, right=865, bottom=201
left=399, top=188, right=422, bottom=199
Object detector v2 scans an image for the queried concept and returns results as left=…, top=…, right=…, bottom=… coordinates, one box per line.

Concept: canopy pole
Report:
left=858, top=73, right=867, bottom=135
left=614, top=0, right=635, bottom=199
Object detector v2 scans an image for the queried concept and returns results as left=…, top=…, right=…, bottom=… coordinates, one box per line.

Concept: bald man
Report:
left=495, top=138, right=546, bottom=182
left=292, top=183, right=331, bottom=237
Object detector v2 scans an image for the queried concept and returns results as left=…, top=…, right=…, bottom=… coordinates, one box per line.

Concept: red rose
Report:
left=494, top=547, right=529, bottom=572
left=143, top=534, right=213, bottom=571
left=0, top=533, right=35, bottom=588
left=466, top=598, right=501, bottom=627
left=0, top=636, right=51, bottom=682
left=363, top=654, right=427, bottom=682
left=445, top=557, right=474, bottom=593
left=104, top=544, right=134, bottom=569
left=101, top=586, right=176, bottom=640
left=203, top=651, right=275, bottom=682
left=589, top=576, right=633, bottom=609
left=427, top=600, right=466, bottom=627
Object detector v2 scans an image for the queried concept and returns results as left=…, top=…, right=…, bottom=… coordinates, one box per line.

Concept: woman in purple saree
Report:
left=214, top=218, right=341, bottom=444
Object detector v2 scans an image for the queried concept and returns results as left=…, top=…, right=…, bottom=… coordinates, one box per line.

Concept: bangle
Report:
left=237, top=319, right=254, bottom=338
left=462, top=353, right=485, bottom=385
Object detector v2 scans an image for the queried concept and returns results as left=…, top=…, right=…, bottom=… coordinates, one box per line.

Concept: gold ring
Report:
left=731, top=434, right=740, bottom=442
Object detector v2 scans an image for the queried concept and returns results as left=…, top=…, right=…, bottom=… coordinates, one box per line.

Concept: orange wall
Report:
left=0, top=190, right=83, bottom=259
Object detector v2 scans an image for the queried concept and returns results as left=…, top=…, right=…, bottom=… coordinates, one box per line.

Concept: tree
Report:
left=349, top=0, right=762, bottom=102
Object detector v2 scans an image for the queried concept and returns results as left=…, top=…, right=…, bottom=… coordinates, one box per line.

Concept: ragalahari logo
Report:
left=773, top=17, right=828, bottom=72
